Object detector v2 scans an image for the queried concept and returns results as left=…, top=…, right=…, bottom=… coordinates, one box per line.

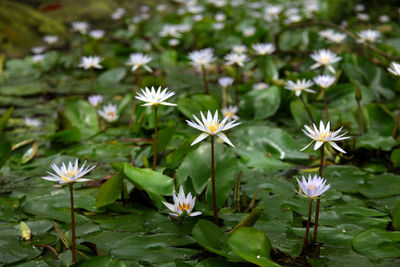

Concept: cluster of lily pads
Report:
left=2, top=0, right=400, bottom=266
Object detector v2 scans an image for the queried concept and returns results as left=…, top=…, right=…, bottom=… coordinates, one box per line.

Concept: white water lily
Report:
left=43, top=35, right=58, bottom=45
left=387, top=62, right=400, bottom=76
left=301, top=121, right=350, bottom=153
left=162, top=185, right=201, bottom=217
left=285, top=79, right=315, bottom=96
left=89, top=30, right=105, bottom=40
left=79, top=56, right=103, bottom=69
left=243, top=27, right=256, bottom=37
left=32, top=54, right=45, bottom=63
left=186, top=110, right=240, bottom=147
left=126, top=53, right=152, bottom=73
left=111, top=7, right=126, bottom=20
left=98, top=104, right=118, bottom=122
left=42, top=159, right=95, bottom=184
left=328, top=32, right=346, bottom=43
left=296, top=175, right=331, bottom=199
left=135, top=86, right=177, bottom=106
left=188, top=48, right=215, bottom=69
left=24, top=117, right=42, bottom=127
left=31, top=46, right=45, bottom=54
left=218, top=77, right=234, bottom=88
left=88, top=95, right=103, bottom=107
left=357, top=29, right=380, bottom=43
left=232, top=45, right=247, bottom=54
left=318, top=29, right=335, bottom=40
left=222, top=105, right=239, bottom=120
left=313, top=75, right=336, bottom=89
left=252, top=43, right=275, bottom=56
left=253, top=82, right=269, bottom=90
left=71, top=21, right=89, bottom=34
left=310, top=49, right=341, bottom=74
left=225, top=52, right=248, bottom=67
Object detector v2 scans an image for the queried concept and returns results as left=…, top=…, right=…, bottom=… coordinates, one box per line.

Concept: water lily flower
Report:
left=313, top=75, right=336, bottom=89
left=31, top=46, right=45, bottom=54
left=252, top=43, right=275, bottom=56
left=24, top=117, right=42, bottom=127
left=310, top=49, right=342, bottom=74
left=318, top=29, right=335, bottom=40
left=225, top=52, right=248, bottom=67
left=357, top=29, right=380, bottom=43
left=212, top=22, right=225, bottom=30
left=357, top=13, right=369, bottom=21
left=186, top=110, right=240, bottom=147
left=301, top=121, right=350, bottom=153
left=126, top=53, right=152, bottom=73
left=43, top=35, right=58, bottom=45
left=188, top=48, right=215, bottom=69
left=296, top=174, right=331, bottom=199
left=387, top=62, right=400, bottom=76
left=222, top=105, right=239, bottom=120
left=218, top=77, right=234, bottom=88
left=71, top=21, right=89, bottom=34
left=328, top=32, right=346, bottom=43
left=168, top=39, right=180, bottom=46
left=32, top=54, right=45, bottom=63
left=79, top=56, right=103, bottom=69
left=285, top=79, right=315, bottom=96
left=42, top=159, right=95, bottom=184
left=89, top=29, right=105, bottom=40
left=98, top=104, right=118, bottom=122
left=88, top=95, right=103, bottom=107
left=162, top=185, right=201, bottom=217
left=135, top=86, right=177, bottom=106
left=111, top=7, right=126, bottom=20
left=242, top=27, right=256, bottom=37
left=253, top=82, right=269, bottom=90
left=232, top=45, right=247, bottom=54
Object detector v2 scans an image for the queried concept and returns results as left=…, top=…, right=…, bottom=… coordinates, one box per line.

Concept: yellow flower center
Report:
left=62, top=169, right=77, bottom=182
left=178, top=203, right=190, bottom=212
left=320, top=56, right=329, bottom=64
left=107, top=112, right=115, bottom=118
left=308, top=185, right=315, bottom=191
left=224, top=111, right=233, bottom=118
left=312, top=131, right=332, bottom=142
left=208, top=124, right=219, bottom=133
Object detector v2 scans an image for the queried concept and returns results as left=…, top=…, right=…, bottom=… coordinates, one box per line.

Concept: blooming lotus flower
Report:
left=126, top=53, right=152, bottom=73
left=135, top=86, right=177, bottom=106
left=387, top=62, right=400, bottom=76
left=89, top=30, right=105, bottom=40
left=225, top=52, right=248, bottom=67
left=242, top=27, right=256, bottom=37
left=162, top=185, right=201, bottom=217
left=285, top=79, right=315, bottom=96
left=310, top=49, right=341, bottom=74
left=79, top=56, right=103, bottom=69
left=222, top=105, right=239, bottom=120
left=301, top=121, right=350, bottom=153
left=313, top=75, right=336, bottom=89
left=188, top=48, right=215, bottom=69
left=253, top=82, right=269, bottom=90
left=71, top=21, right=89, bottom=34
left=218, top=77, right=234, bottom=88
left=42, top=159, right=95, bottom=184
left=98, top=104, right=118, bottom=122
left=296, top=175, right=331, bottom=199
left=88, top=95, right=103, bottom=107
left=357, top=29, right=380, bottom=43
left=24, top=117, right=42, bottom=127
left=43, top=35, right=58, bottom=45
left=252, top=43, right=275, bottom=56
left=186, top=110, right=240, bottom=147
left=318, top=29, right=335, bottom=39
left=232, top=45, right=247, bottom=54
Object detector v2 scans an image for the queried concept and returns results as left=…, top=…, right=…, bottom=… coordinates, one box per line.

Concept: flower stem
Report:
left=129, top=70, right=141, bottom=129
left=68, top=183, right=76, bottom=263
left=153, top=105, right=158, bottom=170
left=299, top=94, right=315, bottom=124
left=235, top=66, right=240, bottom=106
left=89, top=68, right=94, bottom=95
left=392, top=110, right=400, bottom=138
left=222, top=86, right=228, bottom=108
left=303, top=198, right=313, bottom=251
left=201, top=65, right=209, bottom=95
left=210, top=136, right=218, bottom=225
left=323, top=90, right=330, bottom=121
left=313, top=144, right=325, bottom=245
left=262, top=55, right=267, bottom=82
